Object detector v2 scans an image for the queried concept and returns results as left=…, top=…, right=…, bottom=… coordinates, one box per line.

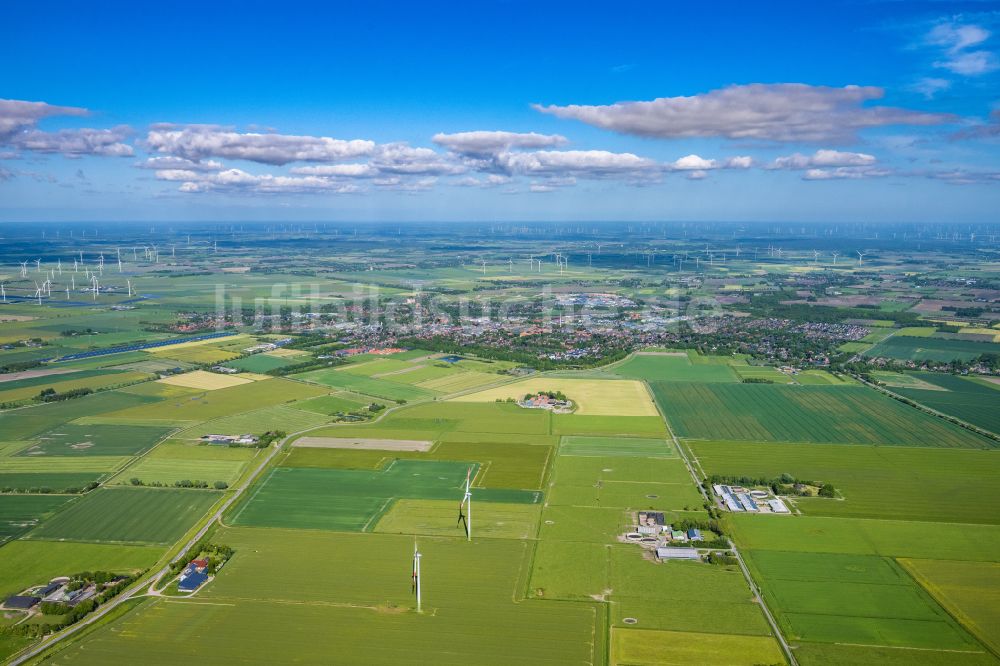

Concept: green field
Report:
left=50, top=528, right=603, bottom=665
left=865, top=335, right=1000, bottom=362
left=688, top=439, right=1000, bottom=524
left=19, top=423, right=174, bottom=457
left=103, top=378, right=328, bottom=421
left=174, top=404, right=332, bottom=440
left=27, top=487, right=220, bottom=545
left=222, top=353, right=297, bottom=373
left=0, top=391, right=160, bottom=440
left=0, top=539, right=161, bottom=598
left=744, top=550, right=978, bottom=651
left=900, top=558, right=1000, bottom=656
left=112, top=457, right=248, bottom=486
left=0, top=494, right=74, bottom=543
left=546, top=455, right=700, bottom=511
left=612, top=353, right=739, bottom=382
left=291, top=392, right=372, bottom=415
left=295, top=367, right=439, bottom=401
left=653, top=382, right=992, bottom=448
left=0, top=370, right=151, bottom=404
left=374, top=499, right=541, bottom=539
left=891, top=372, right=1000, bottom=435
left=559, top=436, right=672, bottom=457
left=551, top=414, right=667, bottom=437
left=233, top=461, right=540, bottom=532
left=0, top=472, right=104, bottom=492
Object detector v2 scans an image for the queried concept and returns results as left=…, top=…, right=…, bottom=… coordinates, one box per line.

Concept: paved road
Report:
left=669, top=412, right=799, bottom=666
left=9, top=427, right=290, bottom=665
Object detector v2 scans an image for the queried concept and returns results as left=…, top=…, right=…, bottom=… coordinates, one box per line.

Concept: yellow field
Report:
left=451, top=377, right=658, bottom=416
left=157, top=370, right=254, bottom=391
left=611, top=628, right=784, bottom=666
left=265, top=348, right=308, bottom=358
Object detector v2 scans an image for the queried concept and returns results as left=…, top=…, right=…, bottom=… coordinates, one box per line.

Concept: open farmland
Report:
left=48, top=528, right=603, bottom=665
left=611, top=628, right=785, bottom=666
left=688, top=439, right=1000, bottom=524
left=27, top=487, right=220, bottom=545
left=0, top=539, right=161, bottom=598
left=294, top=367, right=439, bottom=401
left=232, top=461, right=540, bottom=532
left=452, top=377, right=659, bottom=416
left=173, top=404, right=332, bottom=440
left=0, top=391, right=160, bottom=440
left=157, top=369, right=255, bottom=390
left=0, top=369, right=151, bottom=405
left=20, top=422, right=174, bottom=456
left=890, top=372, right=1000, bottom=435
left=0, top=494, right=74, bottom=543
left=611, top=352, right=740, bottom=382
left=865, top=335, right=1000, bottom=362
left=743, top=550, right=980, bottom=652
left=652, top=382, right=993, bottom=447
left=900, top=558, right=1000, bottom=655
left=102, top=378, right=328, bottom=421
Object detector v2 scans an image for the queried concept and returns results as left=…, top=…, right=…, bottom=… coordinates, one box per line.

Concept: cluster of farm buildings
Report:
left=621, top=511, right=706, bottom=562
left=2, top=577, right=103, bottom=612
left=178, top=558, right=210, bottom=592
left=713, top=484, right=789, bottom=514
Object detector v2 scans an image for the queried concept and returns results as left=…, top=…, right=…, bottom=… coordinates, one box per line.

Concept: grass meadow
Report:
left=653, top=382, right=992, bottom=447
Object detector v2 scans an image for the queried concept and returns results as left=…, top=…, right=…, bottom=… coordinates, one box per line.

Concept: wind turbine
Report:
left=831, top=251, right=840, bottom=265
left=34, top=259, right=41, bottom=272
left=481, top=259, right=487, bottom=275
left=57, top=259, right=62, bottom=275
left=812, top=250, right=820, bottom=264
left=458, top=466, right=473, bottom=541
left=857, top=251, right=867, bottom=267
left=508, top=257, right=513, bottom=273
left=127, top=280, right=133, bottom=297
left=91, top=275, right=99, bottom=301
left=0, top=283, right=5, bottom=303
left=412, top=541, right=422, bottom=613
left=35, top=287, right=42, bottom=305
left=20, top=261, right=28, bottom=277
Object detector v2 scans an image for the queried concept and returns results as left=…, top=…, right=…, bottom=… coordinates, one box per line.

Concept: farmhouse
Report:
left=517, top=392, right=572, bottom=412
left=178, top=561, right=210, bottom=592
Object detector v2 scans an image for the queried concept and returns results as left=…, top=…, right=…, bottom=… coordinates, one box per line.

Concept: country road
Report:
left=9, top=425, right=291, bottom=665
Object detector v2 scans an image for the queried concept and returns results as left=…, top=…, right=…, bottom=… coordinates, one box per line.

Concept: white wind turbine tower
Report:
left=0, top=283, right=5, bottom=303
left=57, top=259, right=62, bottom=275
left=127, top=280, right=133, bottom=297
left=412, top=541, right=423, bottom=613
left=508, top=258, right=513, bottom=273
left=857, top=251, right=867, bottom=267
left=91, top=275, right=99, bottom=301
left=481, top=259, right=487, bottom=275
left=812, top=250, right=820, bottom=264
left=35, top=287, right=42, bottom=305
left=458, top=466, right=473, bottom=541
left=20, top=261, right=28, bottom=278
left=831, top=251, right=840, bottom=265
left=34, top=259, right=41, bottom=273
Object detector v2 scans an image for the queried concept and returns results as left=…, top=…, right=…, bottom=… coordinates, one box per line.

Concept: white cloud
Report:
left=771, top=149, right=876, bottom=169
left=724, top=155, right=754, bottom=169
left=911, top=77, right=952, bottom=99
left=432, top=130, right=567, bottom=155
left=454, top=174, right=511, bottom=188
left=686, top=170, right=709, bottom=180
left=0, top=98, right=88, bottom=142
left=15, top=126, right=134, bottom=157
left=669, top=154, right=717, bottom=170
left=291, top=164, right=377, bottom=177
left=494, top=149, right=657, bottom=178
left=802, top=167, right=890, bottom=180
left=533, top=83, right=953, bottom=143
left=145, top=124, right=375, bottom=165
left=927, top=21, right=999, bottom=76
left=135, top=156, right=223, bottom=171
left=160, top=167, right=364, bottom=194
left=369, top=143, right=465, bottom=175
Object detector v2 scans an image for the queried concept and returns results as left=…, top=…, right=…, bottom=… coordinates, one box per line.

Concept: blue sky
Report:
left=1, top=0, right=998, bottom=222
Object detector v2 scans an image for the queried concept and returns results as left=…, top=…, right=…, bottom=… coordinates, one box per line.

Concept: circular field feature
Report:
left=544, top=520, right=555, bottom=525
left=623, top=618, right=638, bottom=625
left=750, top=490, right=769, bottom=499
